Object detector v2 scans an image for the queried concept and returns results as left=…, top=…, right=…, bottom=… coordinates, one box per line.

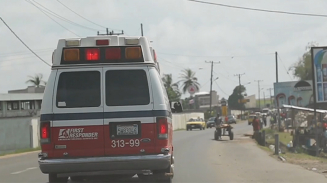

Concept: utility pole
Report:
left=263, top=91, right=266, bottom=107
left=254, top=80, right=263, bottom=110
left=235, top=73, right=245, bottom=119
left=276, top=51, right=281, bottom=131
left=267, top=88, right=273, bottom=108
left=276, top=52, right=278, bottom=83
left=205, top=61, right=220, bottom=115
left=141, top=23, right=143, bottom=36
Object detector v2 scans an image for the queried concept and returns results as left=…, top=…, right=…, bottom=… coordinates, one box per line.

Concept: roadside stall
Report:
left=282, top=105, right=327, bottom=154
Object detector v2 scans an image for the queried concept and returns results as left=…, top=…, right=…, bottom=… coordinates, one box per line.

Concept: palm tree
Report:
left=162, top=74, right=178, bottom=90
left=178, top=68, right=200, bottom=94
left=26, top=73, right=46, bottom=87
left=162, top=74, right=181, bottom=101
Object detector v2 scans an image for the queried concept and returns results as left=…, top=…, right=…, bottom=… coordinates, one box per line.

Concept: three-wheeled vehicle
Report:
left=214, top=124, right=234, bottom=140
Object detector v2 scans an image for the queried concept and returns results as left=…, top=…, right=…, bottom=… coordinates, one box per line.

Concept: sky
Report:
left=1, top=0, right=327, bottom=99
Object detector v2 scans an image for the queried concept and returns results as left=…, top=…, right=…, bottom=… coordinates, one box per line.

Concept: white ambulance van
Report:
left=38, top=35, right=178, bottom=182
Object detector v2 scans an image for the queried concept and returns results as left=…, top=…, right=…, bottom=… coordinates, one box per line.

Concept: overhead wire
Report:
left=157, top=52, right=274, bottom=58
left=214, top=80, right=228, bottom=96
left=26, top=0, right=80, bottom=37
left=0, top=48, right=53, bottom=57
left=278, top=54, right=293, bottom=80
left=0, top=53, right=50, bottom=62
left=213, top=70, right=238, bottom=83
left=200, top=79, right=210, bottom=89
left=0, top=17, right=51, bottom=67
left=188, top=0, right=327, bottom=18
left=27, top=0, right=99, bottom=31
left=56, top=0, right=122, bottom=31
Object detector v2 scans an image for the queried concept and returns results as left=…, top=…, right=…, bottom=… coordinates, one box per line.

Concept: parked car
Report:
left=227, top=115, right=237, bottom=124
left=206, top=117, right=216, bottom=128
left=262, top=108, right=270, bottom=116
left=186, top=117, right=206, bottom=130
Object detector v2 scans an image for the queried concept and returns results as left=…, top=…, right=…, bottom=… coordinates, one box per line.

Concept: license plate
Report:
left=117, top=124, right=138, bottom=135
left=192, top=125, right=195, bottom=127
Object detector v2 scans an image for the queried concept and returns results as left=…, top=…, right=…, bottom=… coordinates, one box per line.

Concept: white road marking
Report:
left=11, top=167, right=37, bottom=175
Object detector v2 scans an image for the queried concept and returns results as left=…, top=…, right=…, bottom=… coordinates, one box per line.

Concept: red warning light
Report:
left=85, top=48, right=100, bottom=61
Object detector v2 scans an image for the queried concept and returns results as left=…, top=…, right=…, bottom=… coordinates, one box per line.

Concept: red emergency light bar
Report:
left=61, top=46, right=143, bottom=64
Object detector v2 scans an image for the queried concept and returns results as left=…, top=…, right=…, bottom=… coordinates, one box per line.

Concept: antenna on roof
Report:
left=97, top=28, right=124, bottom=36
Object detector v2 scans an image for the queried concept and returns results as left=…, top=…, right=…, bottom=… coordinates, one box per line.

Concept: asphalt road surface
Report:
left=1, top=120, right=326, bottom=183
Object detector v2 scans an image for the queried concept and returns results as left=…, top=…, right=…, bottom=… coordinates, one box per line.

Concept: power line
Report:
left=27, top=0, right=99, bottom=31
left=56, top=0, right=121, bottom=31
left=214, top=80, right=228, bottom=96
left=157, top=52, right=273, bottom=58
left=160, top=57, right=186, bottom=69
left=188, top=0, right=327, bottom=18
left=0, top=53, right=50, bottom=62
left=0, top=17, right=51, bottom=67
left=27, top=0, right=80, bottom=37
left=201, top=79, right=210, bottom=89
left=0, top=48, right=53, bottom=57
left=213, top=70, right=238, bottom=83
left=56, top=0, right=105, bottom=28
left=277, top=54, right=293, bottom=80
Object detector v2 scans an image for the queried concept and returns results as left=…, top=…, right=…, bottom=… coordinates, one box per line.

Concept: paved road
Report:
left=1, top=120, right=326, bottom=183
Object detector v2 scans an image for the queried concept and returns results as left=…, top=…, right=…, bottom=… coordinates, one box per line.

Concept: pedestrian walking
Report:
left=252, top=116, right=260, bottom=140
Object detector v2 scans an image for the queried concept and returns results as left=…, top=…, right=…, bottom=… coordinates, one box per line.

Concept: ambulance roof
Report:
left=52, top=35, right=157, bottom=67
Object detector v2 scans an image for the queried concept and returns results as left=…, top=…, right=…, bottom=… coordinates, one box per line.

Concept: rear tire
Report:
left=49, top=174, right=68, bottom=183
left=153, top=164, right=173, bottom=183
left=214, top=130, right=218, bottom=140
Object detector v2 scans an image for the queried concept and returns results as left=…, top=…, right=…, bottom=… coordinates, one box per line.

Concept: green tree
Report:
left=162, top=74, right=181, bottom=102
left=228, top=85, right=246, bottom=110
left=26, top=73, right=46, bottom=87
left=178, top=68, right=200, bottom=94
left=290, top=42, right=318, bottom=80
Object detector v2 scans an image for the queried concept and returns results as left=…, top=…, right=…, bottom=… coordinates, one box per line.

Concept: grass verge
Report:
left=261, top=128, right=292, bottom=145
left=0, top=146, right=41, bottom=157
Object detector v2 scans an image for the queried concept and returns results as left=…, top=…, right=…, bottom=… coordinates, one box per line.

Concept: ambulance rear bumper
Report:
left=39, top=154, right=171, bottom=174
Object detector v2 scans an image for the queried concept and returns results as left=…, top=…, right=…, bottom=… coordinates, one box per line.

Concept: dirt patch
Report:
left=283, top=154, right=327, bottom=175
left=257, top=142, right=327, bottom=175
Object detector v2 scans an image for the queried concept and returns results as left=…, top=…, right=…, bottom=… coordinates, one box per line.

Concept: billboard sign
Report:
left=312, top=47, right=327, bottom=103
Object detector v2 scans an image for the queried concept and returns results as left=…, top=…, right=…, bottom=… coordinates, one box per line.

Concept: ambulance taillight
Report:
left=40, top=122, right=50, bottom=143
left=157, top=117, right=168, bottom=139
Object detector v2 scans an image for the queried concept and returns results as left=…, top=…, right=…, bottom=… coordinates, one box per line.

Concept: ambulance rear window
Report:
left=105, top=70, right=150, bottom=106
left=56, top=71, right=101, bottom=108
